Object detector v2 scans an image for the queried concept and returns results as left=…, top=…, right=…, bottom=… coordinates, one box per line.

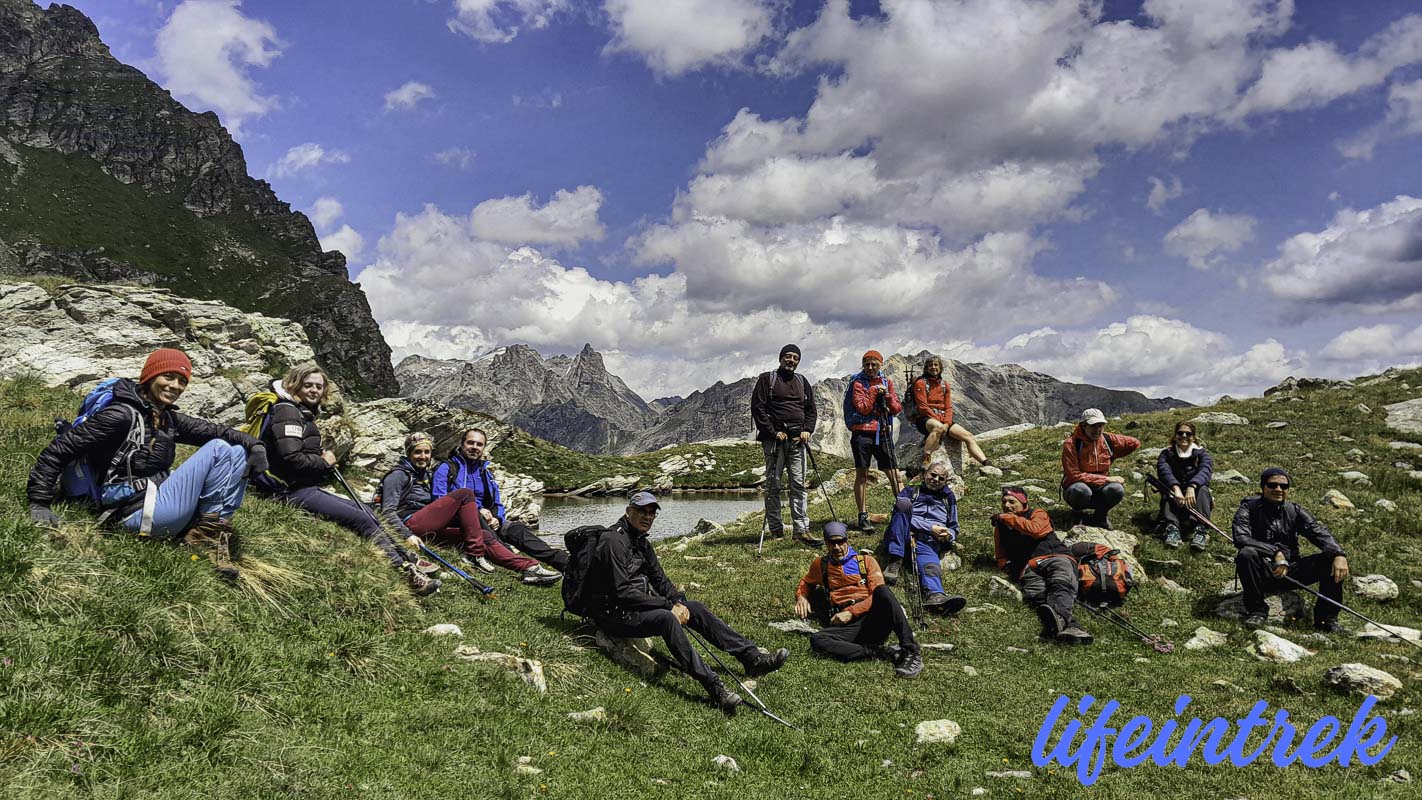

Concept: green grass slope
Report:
left=2, top=372, right=1421, bottom=799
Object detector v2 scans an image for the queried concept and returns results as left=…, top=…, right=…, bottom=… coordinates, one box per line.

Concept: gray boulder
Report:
left=1385, top=398, right=1422, bottom=437
left=1352, top=574, right=1399, bottom=602
left=1322, top=663, right=1403, bottom=700
left=1192, top=412, right=1249, bottom=426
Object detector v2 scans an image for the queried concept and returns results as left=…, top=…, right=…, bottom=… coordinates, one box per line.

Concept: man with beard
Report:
left=751, top=344, right=818, bottom=544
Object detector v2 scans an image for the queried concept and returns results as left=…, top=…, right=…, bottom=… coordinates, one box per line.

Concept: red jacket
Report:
left=911, top=376, right=951, bottom=425
left=796, top=550, right=884, bottom=618
left=992, top=507, right=1066, bottom=580
left=1061, top=424, right=1140, bottom=487
left=849, top=375, right=901, bottom=433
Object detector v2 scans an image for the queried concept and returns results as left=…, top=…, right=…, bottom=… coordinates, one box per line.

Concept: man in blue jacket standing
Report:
left=881, top=462, right=967, bottom=614
left=432, top=428, right=565, bottom=579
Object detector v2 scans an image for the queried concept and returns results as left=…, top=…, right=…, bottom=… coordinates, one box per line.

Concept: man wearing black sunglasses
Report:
left=1231, top=468, right=1350, bottom=632
left=880, top=462, right=968, bottom=614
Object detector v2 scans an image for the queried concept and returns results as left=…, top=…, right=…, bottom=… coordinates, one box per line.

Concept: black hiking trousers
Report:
left=1236, top=548, right=1344, bottom=623
left=497, top=520, right=570, bottom=572
left=808, top=585, right=917, bottom=661
left=595, top=600, right=758, bottom=686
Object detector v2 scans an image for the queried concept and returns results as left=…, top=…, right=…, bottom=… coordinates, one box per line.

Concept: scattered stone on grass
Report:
left=965, top=604, right=1007, bottom=614
left=1146, top=558, right=1183, bottom=572
left=921, top=643, right=956, bottom=652
left=567, top=707, right=607, bottom=723
left=1214, top=587, right=1307, bottom=622
left=514, top=756, right=543, bottom=775
left=1214, top=469, right=1249, bottom=484
left=1006, top=646, right=1030, bottom=654
left=971, top=788, right=987, bottom=797
left=1322, top=663, right=1403, bottom=700
left=455, top=645, right=548, bottom=692
left=1134, top=657, right=1150, bottom=664
left=1322, top=489, right=1355, bottom=509
left=1357, top=623, right=1422, bottom=643
left=1185, top=627, right=1228, bottom=651
left=978, top=465, right=1004, bottom=478
left=1353, top=574, right=1399, bottom=602
left=915, top=719, right=962, bottom=744
left=1389, top=441, right=1422, bottom=451
left=1382, top=769, right=1412, bottom=784
left=594, top=631, right=667, bottom=679
left=1376, top=499, right=1398, bottom=512
left=769, top=619, right=819, bottom=635
left=1213, top=679, right=1245, bottom=693
left=1192, top=412, right=1249, bottom=426
left=1345, top=448, right=1366, bottom=461
left=1338, top=471, right=1371, bottom=486
left=1160, top=618, right=1178, bottom=628
left=988, top=576, right=1023, bottom=602
left=963, top=665, right=979, bottom=676
left=713, top=755, right=740, bottom=773
left=1251, top=630, right=1314, bottom=663
left=423, top=623, right=463, bottom=637
left=1266, top=421, right=1289, bottom=429
left=986, top=771, right=1033, bottom=779
left=1156, top=577, right=1189, bottom=594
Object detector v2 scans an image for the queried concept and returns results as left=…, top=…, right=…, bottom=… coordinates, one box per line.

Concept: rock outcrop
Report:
left=0, top=0, right=396, bottom=397
left=0, top=280, right=544, bottom=523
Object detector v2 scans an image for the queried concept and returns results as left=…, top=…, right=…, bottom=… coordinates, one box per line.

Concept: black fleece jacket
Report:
left=257, top=382, right=331, bottom=490
left=28, top=378, right=257, bottom=507
left=1231, top=496, right=1346, bottom=563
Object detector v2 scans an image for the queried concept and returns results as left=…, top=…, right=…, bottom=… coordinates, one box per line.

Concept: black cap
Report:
left=823, top=521, right=849, bottom=541
left=1260, top=467, right=1291, bottom=487
left=779, top=344, right=801, bottom=359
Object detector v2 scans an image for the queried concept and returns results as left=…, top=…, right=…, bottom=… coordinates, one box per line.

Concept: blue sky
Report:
left=63, top=0, right=1422, bottom=401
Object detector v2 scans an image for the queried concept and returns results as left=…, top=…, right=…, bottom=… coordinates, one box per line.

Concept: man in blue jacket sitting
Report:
left=432, top=427, right=565, bottom=578
left=881, top=462, right=967, bottom=614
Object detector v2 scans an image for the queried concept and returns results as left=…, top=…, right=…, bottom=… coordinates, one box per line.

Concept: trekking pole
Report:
left=331, top=467, right=493, bottom=598
left=1144, top=475, right=1230, bottom=546
left=418, top=542, right=496, bottom=596
left=894, top=495, right=925, bottom=628
left=804, top=444, right=842, bottom=523
left=757, top=437, right=788, bottom=557
left=685, top=628, right=801, bottom=731
left=1276, top=575, right=1422, bottom=653
left=1074, top=599, right=1174, bottom=654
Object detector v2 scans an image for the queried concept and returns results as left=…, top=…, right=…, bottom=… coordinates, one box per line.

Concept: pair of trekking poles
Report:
left=756, top=437, right=843, bottom=556
left=1144, top=474, right=1422, bottom=654
left=330, top=467, right=496, bottom=598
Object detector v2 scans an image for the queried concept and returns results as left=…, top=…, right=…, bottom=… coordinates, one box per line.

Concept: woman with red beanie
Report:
left=26, top=348, right=268, bottom=580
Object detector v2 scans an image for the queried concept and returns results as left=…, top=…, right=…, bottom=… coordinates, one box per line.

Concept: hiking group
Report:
left=24, top=344, right=1365, bottom=716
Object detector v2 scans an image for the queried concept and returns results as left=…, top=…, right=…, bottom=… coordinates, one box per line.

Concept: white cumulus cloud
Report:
left=308, top=197, right=344, bottom=230
left=446, top=0, right=568, bottom=44
left=268, top=143, right=350, bottom=179
left=1261, top=195, right=1422, bottom=312
left=603, top=0, right=774, bottom=76
left=154, top=0, right=283, bottom=136
left=1163, top=209, right=1257, bottom=270
left=433, top=147, right=476, bottom=170
left=469, top=185, right=606, bottom=247
left=1146, top=175, right=1184, bottom=215
left=384, top=81, right=437, bottom=111
left=306, top=197, right=364, bottom=263
left=1337, top=79, right=1422, bottom=160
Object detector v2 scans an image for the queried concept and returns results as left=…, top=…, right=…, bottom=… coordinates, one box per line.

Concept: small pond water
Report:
left=533, top=492, right=764, bottom=549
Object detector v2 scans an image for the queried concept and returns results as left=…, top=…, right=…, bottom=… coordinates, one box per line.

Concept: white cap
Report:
left=1081, top=408, right=1107, bottom=425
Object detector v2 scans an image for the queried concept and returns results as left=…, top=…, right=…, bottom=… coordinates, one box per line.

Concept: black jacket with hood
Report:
left=27, top=377, right=257, bottom=511
left=1231, top=495, right=1346, bottom=563
left=587, top=516, right=685, bottom=619
left=257, top=379, right=331, bottom=491
left=379, top=458, right=434, bottom=521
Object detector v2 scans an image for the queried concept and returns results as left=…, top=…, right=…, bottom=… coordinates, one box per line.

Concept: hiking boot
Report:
left=1056, top=626, right=1094, bottom=645
left=1188, top=531, right=1209, bottom=552
left=742, top=647, right=790, bottom=677
left=521, top=565, right=562, bottom=586
left=461, top=553, right=497, bottom=574
left=882, top=557, right=902, bottom=586
left=873, top=644, right=903, bottom=662
left=856, top=512, right=874, bottom=532
left=925, top=592, right=967, bottom=616
left=794, top=530, right=820, bottom=546
left=1242, top=614, right=1267, bottom=630
left=1092, top=514, right=1114, bottom=531
left=893, top=646, right=924, bottom=679
left=411, top=558, right=439, bottom=574
left=1035, top=605, right=1064, bottom=639
left=1314, top=619, right=1346, bottom=634
left=404, top=563, right=441, bottom=597
left=183, top=518, right=238, bottom=581
left=705, top=679, right=742, bottom=716
left=1162, top=525, right=1182, bottom=549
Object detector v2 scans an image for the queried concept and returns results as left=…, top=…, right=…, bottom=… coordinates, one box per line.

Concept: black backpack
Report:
left=561, top=525, right=613, bottom=618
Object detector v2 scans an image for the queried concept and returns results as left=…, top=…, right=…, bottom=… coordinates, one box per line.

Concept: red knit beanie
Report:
left=862, top=349, right=884, bottom=363
left=139, top=348, right=192, bottom=384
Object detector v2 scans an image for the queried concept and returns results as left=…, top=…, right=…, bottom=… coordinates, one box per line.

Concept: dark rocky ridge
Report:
left=398, top=345, right=1190, bottom=456
left=0, top=0, right=396, bottom=397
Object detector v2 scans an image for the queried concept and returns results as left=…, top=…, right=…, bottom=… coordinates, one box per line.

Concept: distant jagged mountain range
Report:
left=397, top=345, right=1191, bottom=457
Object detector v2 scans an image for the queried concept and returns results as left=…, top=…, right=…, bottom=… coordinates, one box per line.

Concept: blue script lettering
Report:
left=1033, top=694, right=1398, bottom=785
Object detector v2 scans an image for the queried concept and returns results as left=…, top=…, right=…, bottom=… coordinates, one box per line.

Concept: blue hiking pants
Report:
left=884, top=512, right=951, bottom=594
left=121, top=440, right=248, bottom=538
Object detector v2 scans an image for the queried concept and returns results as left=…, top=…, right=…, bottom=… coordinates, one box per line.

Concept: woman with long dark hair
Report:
left=1156, top=420, right=1214, bottom=550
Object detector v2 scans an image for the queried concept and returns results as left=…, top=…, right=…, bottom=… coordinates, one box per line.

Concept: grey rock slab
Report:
left=915, top=719, right=962, bottom=745
left=1192, top=412, right=1250, bottom=425
left=1322, top=663, right=1403, bottom=700
left=1215, top=469, right=1249, bottom=484
left=1352, top=574, right=1399, bottom=602
left=1185, top=627, right=1228, bottom=651
left=1322, top=489, right=1355, bottom=509
left=987, top=576, right=1024, bottom=602
left=1251, top=630, right=1314, bottom=663
left=1384, top=398, right=1422, bottom=437
left=1266, top=421, right=1289, bottom=429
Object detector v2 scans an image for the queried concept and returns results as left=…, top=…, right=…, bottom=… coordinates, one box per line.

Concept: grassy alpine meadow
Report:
left=2, top=371, right=1421, bottom=799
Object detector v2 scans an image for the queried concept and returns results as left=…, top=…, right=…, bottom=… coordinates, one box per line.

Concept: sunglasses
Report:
left=1264, top=482, right=1290, bottom=490
left=924, top=473, right=949, bottom=482
left=1175, top=431, right=1194, bottom=437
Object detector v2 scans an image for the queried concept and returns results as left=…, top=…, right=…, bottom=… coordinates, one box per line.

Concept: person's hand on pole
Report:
left=798, top=431, right=811, bottom=444
left=1272, top=551, right=1289, bottom=579
left=831, top=610, right=853, bottom=625
left=775, top=431, right=787, bottom=441
left=405, top=535, right=422, bottom=549
left=1170, top=486, right=1185, bottom=505
left=671, top=603, right=691, bottom=625
left=1183, top=486, right=1197, bottom=509
left=1332, top=555, right=1349, bottom=583
left=931, top=524, right=951, bottom=541
left=794, top=595, right=811, bottom=620
left=322, top=450, right=338, bottom=467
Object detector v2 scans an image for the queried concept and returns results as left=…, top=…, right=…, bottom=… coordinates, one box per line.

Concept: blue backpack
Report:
left=53, top=378, right=143, bottom=504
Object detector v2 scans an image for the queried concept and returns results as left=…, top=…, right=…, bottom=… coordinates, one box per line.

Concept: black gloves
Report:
left=245, top=443, right=269, bottom=479
left=29, top=504, right=61, bottom=529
